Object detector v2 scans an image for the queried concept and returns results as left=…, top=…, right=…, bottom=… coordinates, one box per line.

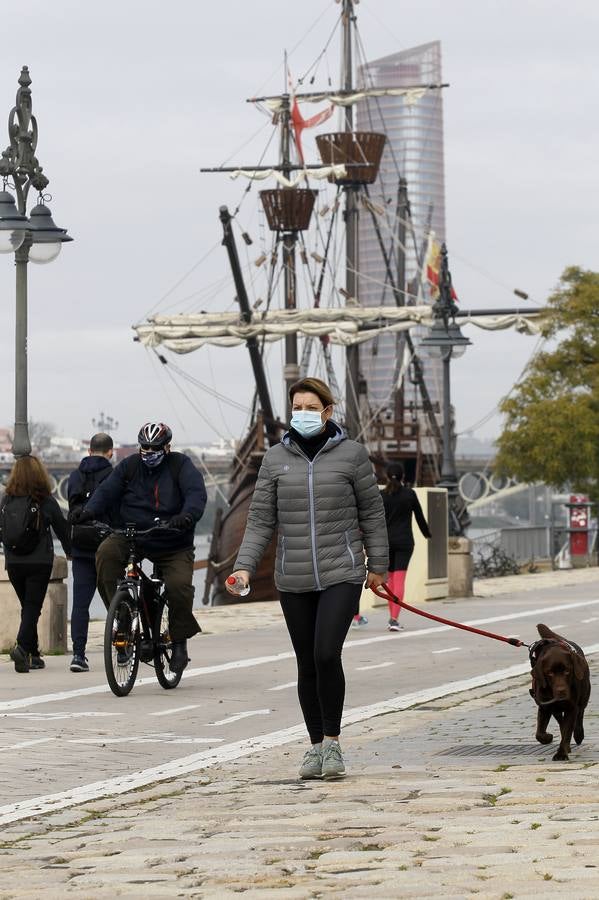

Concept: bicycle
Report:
left=102, top=522, right=184, bottom=697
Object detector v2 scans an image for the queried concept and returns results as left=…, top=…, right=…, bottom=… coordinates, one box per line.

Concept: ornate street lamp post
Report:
left=91, top=413, right=119, bottom=434
left=420, top=243, right=471, bottom=536
left=0, top=67, right=72, bottom=457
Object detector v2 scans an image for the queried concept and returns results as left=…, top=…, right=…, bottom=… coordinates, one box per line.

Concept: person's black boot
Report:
left=169, top=640, right=189, bottom=673
left=9, top=644, right=29, bottom=673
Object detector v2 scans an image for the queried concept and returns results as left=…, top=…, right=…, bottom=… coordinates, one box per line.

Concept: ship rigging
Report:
left=133, top=0, right=545, bottom=604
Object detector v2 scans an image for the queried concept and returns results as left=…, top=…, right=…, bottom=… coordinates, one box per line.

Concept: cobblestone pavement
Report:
left=0, top=567, right=598, bottom=898
left=0, top=664, right=597, bottom=897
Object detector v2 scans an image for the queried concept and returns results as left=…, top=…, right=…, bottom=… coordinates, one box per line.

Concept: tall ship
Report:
left=134, top=2, right=542, bottom=603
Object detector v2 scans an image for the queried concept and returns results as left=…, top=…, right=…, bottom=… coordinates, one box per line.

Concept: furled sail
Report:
left=229, top=164, right=347, bottom=187
left=261, top=86, right=435, bottom=112
left=134, top=307, right=548, bottom=353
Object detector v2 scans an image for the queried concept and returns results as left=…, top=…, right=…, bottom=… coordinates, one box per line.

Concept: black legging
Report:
left=279, top=582, right=362, bottom=744
left=7, top=563, right=53, bottom=655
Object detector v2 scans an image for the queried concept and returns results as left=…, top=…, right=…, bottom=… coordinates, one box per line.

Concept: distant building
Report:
left=0, top=428, right=13, bottom=453
left=112, top=445, right=138, bottom=463
left=357, top=41, right=446, bottom=454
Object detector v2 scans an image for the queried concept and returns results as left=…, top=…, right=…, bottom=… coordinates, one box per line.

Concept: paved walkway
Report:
left=77, top=564, right=599, bottom=648
left=474, top=566, right=599, bottom=598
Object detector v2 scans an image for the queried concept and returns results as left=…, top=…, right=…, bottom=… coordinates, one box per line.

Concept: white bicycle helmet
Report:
left=137, top=422, right=172, bottom=449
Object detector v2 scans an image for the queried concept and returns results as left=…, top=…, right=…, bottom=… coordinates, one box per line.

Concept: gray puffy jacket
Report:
left=234, top=424, right=389, bottom=592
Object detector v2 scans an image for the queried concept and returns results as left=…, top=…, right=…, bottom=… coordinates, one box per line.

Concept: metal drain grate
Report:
left=437, top=743, right=547, bottom=757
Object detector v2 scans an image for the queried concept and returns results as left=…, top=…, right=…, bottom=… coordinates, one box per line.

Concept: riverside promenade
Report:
left=0, top=568, right=598, bottom=898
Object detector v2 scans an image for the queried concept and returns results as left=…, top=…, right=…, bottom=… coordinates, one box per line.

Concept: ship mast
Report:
left=218, top=205, right=279, bottom=446
left=279, top=65, right=299, bottom=421
left=342, top=0, right=361, bottom=439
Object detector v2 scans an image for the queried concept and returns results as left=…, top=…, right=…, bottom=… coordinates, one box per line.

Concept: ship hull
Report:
left=204, top=472, right=277, bottom=605
left=203, top=417, right=281, bottom=605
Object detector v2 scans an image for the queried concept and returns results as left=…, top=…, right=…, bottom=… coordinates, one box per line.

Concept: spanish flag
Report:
left=425, top=232, right=458, bottom=301
left=426, top=234, right=442, bottom=299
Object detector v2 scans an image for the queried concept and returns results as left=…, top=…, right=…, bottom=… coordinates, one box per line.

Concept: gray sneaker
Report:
left=299, top=745, right=322, bottom=780
left=321, top=740, right=346, bottom=779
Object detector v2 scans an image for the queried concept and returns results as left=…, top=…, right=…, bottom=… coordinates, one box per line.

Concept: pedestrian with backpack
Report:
left=0, top=455, right=70, bottom=673
left=67, top=432, right=115, bottom=673
left=73, top=423, right=207, bottom=674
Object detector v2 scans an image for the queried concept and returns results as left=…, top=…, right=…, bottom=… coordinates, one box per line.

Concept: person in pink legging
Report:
left=382, top=462, right=431, bottom=631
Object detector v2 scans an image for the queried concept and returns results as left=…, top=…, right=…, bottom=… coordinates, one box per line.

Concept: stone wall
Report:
left=0, top=555, right=68, bottom=654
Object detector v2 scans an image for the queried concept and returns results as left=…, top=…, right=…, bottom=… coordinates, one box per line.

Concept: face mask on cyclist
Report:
left=140, top=448, right=165, bottom=468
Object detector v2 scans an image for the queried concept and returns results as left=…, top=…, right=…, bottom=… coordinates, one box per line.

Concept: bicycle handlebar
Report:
left=90, top=521, right=183, bottom=537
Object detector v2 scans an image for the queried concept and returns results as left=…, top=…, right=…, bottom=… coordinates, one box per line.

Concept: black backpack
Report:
left=69, top=467, right=113, bottom=552
left=0, top=495, right=43, bottom=555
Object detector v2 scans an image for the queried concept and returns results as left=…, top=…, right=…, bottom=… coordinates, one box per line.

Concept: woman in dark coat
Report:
left=382, top=462, right=431, bottom=631
left=0, top=455, right=70, bottom=672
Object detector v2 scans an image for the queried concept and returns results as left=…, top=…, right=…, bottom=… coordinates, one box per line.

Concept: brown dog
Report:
left=530, top=623, right=591, bottom=761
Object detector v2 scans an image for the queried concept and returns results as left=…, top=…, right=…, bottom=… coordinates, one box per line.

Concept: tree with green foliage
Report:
left=495, top=267, right=599, bottom=498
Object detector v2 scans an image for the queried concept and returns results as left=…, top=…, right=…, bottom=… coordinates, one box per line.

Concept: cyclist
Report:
left=74, top=423, right=207, bottom=673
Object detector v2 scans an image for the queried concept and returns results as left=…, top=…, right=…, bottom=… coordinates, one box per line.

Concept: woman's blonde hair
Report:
left=5, top=455, right=53, bottom=502
left=288, top=377, right=335, bottom=409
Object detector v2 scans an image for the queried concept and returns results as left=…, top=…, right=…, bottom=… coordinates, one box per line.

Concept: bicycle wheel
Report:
left=153, top=597, right=182, bottom=689
left=104, top=589, right=141, bottom=697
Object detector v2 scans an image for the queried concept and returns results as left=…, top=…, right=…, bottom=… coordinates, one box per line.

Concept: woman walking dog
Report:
left=227, top=377, right=388, bottom=779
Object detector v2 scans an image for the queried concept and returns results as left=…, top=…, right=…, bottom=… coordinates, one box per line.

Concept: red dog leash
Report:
left=371, top=583, right=527, bottom=649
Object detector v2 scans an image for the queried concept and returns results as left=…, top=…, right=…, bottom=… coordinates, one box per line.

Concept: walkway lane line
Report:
left=2, top=643, right=598, bottom=828
left=0, top=738, right=54, bottom=753
left=208, top=709, right=270, bottom=727
left=355, top=662, right=394, bottom=671
left=68, top=736, right=223, bottom=746
left=431, top=647, right=461, bottom=655
left=1, top=712, right=123, bottom=720
left=268, top=682, right=297, bottom=692
left=0, top=651, right=295, bottom=712
left=344, top=598, right=599, bottom=652
left=150, top=705, right=201, bottom=718
left=1, top=598, right=597, bottom=713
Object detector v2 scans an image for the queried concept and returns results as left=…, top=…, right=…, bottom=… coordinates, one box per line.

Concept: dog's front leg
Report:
left=553, top=705, right=576, bottom=761
left=574, top=704, right=585, bottom=746
left=536, top=706, right=553, bottom=744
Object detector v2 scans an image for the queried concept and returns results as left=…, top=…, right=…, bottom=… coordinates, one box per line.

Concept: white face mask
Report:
left=290, top=410, right=325, bottom=438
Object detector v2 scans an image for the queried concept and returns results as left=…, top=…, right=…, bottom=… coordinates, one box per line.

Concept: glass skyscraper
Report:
left=356, top=42, right=445, bottom=468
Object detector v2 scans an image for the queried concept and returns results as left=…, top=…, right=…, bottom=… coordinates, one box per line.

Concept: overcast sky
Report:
left=0, top=0, right=597, bottom=449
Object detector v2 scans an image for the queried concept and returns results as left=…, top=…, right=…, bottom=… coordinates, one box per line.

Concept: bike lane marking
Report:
left=2, top=648, right=597, bottom=827
left=1, top=598, right=597, bottom=713
left=1, top=711, right=122, bottom=720
left=68, top=736, right=223, bottom=745
left=208, top=709, right=270, bottom=726
left=0, top=738, right=54, bottom=753
left=355, top=661, right=394, bottom=671
left=268, top=682, right=296, bottom=692
left=150, top=705, right=201, bottom=717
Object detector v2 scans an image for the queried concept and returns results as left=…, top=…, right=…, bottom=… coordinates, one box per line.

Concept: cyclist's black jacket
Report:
left=84, top=452, right=207, bottom=554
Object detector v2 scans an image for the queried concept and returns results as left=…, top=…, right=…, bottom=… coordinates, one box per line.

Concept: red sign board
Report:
left=569, top=494, right=589, bottom=556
